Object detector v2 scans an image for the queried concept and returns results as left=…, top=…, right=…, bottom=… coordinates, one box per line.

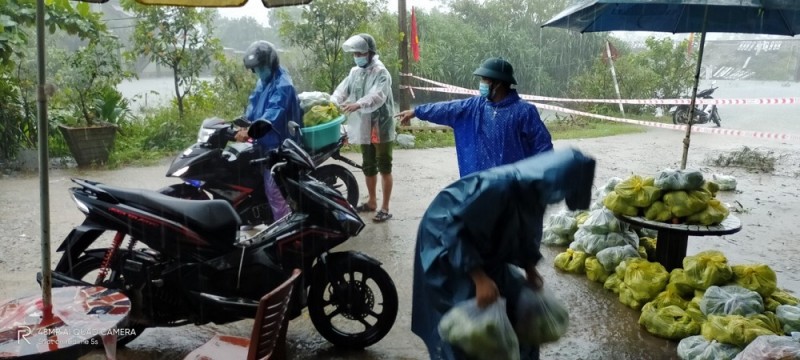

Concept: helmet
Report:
left=473, top=57, right=517, bottom=85
left=342, top=33, right=377, bottom=54
left=243, top=40, right=279, bottom=70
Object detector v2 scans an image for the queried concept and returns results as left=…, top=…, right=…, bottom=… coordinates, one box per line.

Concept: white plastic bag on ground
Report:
left=546, top=212, right=578, bottom=237
left=733, top=334, right=800, bottom=360
left=677, top=335, right=741, bottom=360
left=438, top=298, right=520, bottom=360
left=514, top=287, right=569, bottom=346
left=581, top=208, right=625, bottom=235
left=712, top=174, right=738, bottom=191
left=582, top=230, right=638, bottom=255
left=655, top=168, right=705, bottom=191
left=777, top=305, right=800, bottom=334
left=542, top=228, right=571, bottom=246
left=596, top=245, right=641, bottom=273
left=700, top=285, right=765, bottom=317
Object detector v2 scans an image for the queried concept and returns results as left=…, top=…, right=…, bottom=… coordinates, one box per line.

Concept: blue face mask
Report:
left=354, top=56, right=369, bottom=67
left=479, top=82, right=491, bottom=98
left=255, top=67, right=272, bottom=83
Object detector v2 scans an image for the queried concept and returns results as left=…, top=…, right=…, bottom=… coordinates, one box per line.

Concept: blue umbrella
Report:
left=542, top=0, right=800, bottom=169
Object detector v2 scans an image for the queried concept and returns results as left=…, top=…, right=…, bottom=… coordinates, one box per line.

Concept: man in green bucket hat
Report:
left=396, top=57, right=553, bottom=178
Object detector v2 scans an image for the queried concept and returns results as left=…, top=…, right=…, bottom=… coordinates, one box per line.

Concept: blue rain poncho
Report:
left=411, top=149, right=596, bottom=360
left=245, top=67, right=303, bottom=152
left=332, top=56, right=396, bottom=145
left=414, top=91, right=553, bottom=177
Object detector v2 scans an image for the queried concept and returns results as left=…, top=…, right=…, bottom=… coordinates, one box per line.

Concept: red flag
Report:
left=410, top=7, right=420, bottom=62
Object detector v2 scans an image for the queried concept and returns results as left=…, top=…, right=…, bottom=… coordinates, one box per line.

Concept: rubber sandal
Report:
left=373, top=210, right=392, bottom=222
left=356, top=203, right=376, bottom=213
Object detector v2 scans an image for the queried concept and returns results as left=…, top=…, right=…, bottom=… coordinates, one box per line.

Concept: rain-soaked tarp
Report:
left=411, top=148, right=595, bottom=359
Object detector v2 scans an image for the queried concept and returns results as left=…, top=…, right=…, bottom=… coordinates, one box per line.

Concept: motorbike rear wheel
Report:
left=712, top=108, right=722, bottom=127
left=308, top=257, right=398, bottom=349
left=311, top=164, right=359, bottom=207
left=673, top=108, right=691, bottom=124
left=60, top=253, right=147, bottom=347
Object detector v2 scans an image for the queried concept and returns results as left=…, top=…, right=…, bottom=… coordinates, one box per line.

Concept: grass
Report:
left=545, top=115, right=646, bottom=140
left=705, top=146, right=779, bottom=173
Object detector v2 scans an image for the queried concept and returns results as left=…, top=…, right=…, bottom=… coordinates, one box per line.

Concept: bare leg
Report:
left=380, top=173, right=393, bottom=212
left=365, top=174, right=378, bottom=210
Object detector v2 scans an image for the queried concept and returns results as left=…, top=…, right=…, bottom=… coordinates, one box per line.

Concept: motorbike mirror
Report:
left=247, top=120, right=272, bottom=139
left=233, top=117, right=251, bottom=128
left=288, top=121, right=300, bottom=137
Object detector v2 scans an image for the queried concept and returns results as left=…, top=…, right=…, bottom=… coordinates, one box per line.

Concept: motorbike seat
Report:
left=97, top=184, right=241, bottom=247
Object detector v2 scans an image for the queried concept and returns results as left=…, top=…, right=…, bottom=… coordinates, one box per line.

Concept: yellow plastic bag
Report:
left=640, top=237, right=657, bottom=262
left=686, top=199, right=730, bottom=226
left=663, top=190, right=712, bottom=218
left=700, top=314, right=780, bottom=348
left=603, top=191, right=639, bottom=217
left=614, top=176, right=663, bottom=208
left=703, top=181, right=720, bottom=197
left=669, top=269, right=696, bottom=297
left=575, top=211, right=590, bottom=226
left=584, top=257, right=610, bottom=283
left=302, top=103, right=340, bottom=127
left=637, top=246, right=648, bottom=259
left=682, top=251, right=733, bottom=291
left=770, top=289, right=800, bottom=306
left=686, top=293, right=706, bottom=324
left=554, top=249, right=588, bottom=274
left=604, top=273, right=623, bottom=294
left=639, top=303, right=701, bottom=340
left=619, top=258, right=669, bottom=310
left=732, top=264, right=778, bottom=298
left=650, top=284, right=693, bottom=309
left=644, top=201, right=673, bottom=222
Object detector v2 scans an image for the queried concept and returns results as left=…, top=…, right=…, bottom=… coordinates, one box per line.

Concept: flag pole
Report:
left=398, top=0, right=410, bottom=111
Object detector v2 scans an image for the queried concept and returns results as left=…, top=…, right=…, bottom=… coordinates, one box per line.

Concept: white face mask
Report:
left=354, top=56, right=369, bottom=67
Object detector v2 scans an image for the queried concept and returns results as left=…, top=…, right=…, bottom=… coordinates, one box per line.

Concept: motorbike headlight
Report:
left=332, top=209, right=365, bottom=235
left=71, top=195, right=90, bottom=215
left=197, top=128, right=215, bottom=143
left=172, top=166, right=190, bottom=177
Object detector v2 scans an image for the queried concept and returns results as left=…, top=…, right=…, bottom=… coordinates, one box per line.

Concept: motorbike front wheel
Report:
left=308, top=256, right=398, bottom=349
left=311, top=164, right=359, bottom=207
left=59, top=253, right=147, bottom=347
left=711, top=108, right=722, bottom=127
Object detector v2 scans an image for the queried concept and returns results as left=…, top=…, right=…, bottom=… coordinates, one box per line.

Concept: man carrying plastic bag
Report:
left=411, top=149, right=595, bottom=360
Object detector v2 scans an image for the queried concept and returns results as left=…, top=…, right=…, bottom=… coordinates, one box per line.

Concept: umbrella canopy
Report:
left=542, top=0, right=799, bottom=169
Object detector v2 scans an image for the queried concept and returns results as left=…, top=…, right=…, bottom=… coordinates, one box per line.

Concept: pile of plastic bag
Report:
left=734, top=333, right=800, bottom=359
left=298, top=91, right=341, bottom=127
left=602, top=169, right=731, bottom=226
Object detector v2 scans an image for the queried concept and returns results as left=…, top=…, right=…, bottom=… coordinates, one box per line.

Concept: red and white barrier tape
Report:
left=403, top=83, right=798, bottom=143
left=400, top=73, right=800, bottom=106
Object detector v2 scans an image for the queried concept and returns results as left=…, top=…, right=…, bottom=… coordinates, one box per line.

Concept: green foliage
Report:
left=121, top=0, right=222, bottom=118
left=570, top=37, right=695, bottom=115
left=277, top=0, right=383, bottom=92
left=213, top=15, right=280, bottom=51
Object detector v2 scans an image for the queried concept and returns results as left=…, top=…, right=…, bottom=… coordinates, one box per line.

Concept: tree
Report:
left=277, top=0, right=383, bottom=93
left=122, top=0, right=222, bottom=118
left=213, top=15, right=278, bottom=52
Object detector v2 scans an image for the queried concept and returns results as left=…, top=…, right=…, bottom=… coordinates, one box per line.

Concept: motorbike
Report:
left=159, top=117, right=361, bottom=226
left=40, top=123, right=398, bottom=349
left=669, top=86, right=722, bottom=127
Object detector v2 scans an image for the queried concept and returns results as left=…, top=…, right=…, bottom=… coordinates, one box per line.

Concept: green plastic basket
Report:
left=300, top=115, right=345, bottom=151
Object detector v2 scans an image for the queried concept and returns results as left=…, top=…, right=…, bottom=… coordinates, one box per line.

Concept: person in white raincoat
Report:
left=333, top=33, right=397, bottom=222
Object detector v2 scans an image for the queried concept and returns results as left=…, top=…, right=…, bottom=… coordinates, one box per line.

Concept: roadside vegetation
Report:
left=1, top=0, right=697, bottom=172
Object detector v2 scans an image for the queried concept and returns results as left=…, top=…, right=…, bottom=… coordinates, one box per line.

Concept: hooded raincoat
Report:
left=410, top=149, right=596, bottom=360
left=332, top=56, right=396, bottom=145
left=245, top=67, right=303, bottom=152
left=414, top=91, right=553, bottom=177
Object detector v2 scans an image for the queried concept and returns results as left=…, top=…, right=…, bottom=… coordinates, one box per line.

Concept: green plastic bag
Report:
left=731, top=264, right=778, bottom=298
left=614, top=175, right=663, bottom=208
left=663, top=190, right=712, bottom=218
left=639, top=303, right=701, bottom=340
left=438, top=298, right=520, bottom=360
left=686, top=199, right=730, bottom=226
left=585, top=257, right=611, bottom=283
left=701, top=314, right=780, bottom=348
left=644, top=201, right=673, bottom=222
left=619, top=258, right=669, bottom=310
left=554, top=249, right=588, bottom=274
left=683, top=251, right=733, bottom=291
left=676, top=335, right=741, bottom=360
left=603, top=191, right=639, bottom=217
left=514, top=287, right=570, bottom=346
left=700, top=286, right=764, bottom=317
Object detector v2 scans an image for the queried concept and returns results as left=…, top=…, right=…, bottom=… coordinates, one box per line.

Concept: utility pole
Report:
left=398, top=0, right=410, bottom=111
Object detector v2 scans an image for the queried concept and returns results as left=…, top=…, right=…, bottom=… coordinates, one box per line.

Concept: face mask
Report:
left=354, top=56, right=368, bottom=67
left=479, top=82, right=491, bottom=98
left=255, top=67, right=272, bottom=82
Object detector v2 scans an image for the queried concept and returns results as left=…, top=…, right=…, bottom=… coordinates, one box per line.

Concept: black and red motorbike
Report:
left=158, top=117, right=361, bottom=226
left=669, top=86, right=722, bottom=127
left=41, top=123, right=398, bottom=349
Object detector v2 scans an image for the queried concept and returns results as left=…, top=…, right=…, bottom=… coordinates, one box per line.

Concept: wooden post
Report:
left=398, top=0, right=410, bottom=111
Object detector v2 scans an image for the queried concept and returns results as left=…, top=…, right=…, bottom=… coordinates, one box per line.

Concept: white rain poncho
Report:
left=332, top=56, right=396, bottom=145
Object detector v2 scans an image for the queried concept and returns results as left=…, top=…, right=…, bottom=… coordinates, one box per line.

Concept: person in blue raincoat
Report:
left=235, top=40, right=303, bottom=221
left=396, top=58, right=553, bottom=178
left=410, top=149, right=595, bottom=360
